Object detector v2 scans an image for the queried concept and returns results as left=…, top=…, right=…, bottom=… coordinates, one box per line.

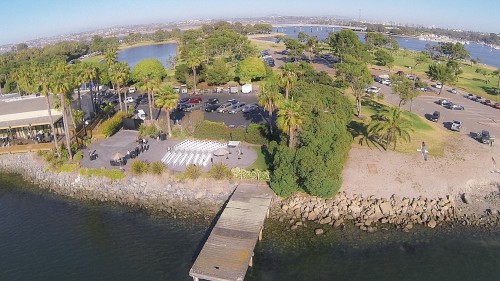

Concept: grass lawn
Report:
left=350, top=98, right=450, bottom=157
left=81, top=55, right=104, bottom=63
left=384, top=49, right=500, bottom=101
left=247, top=146, right=269, bottom=170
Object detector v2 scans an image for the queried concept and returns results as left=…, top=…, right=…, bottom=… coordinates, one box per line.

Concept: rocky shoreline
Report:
left=0, top=153, right=237, bottom=219
left=272, top=191, right=500, bottom=234
left=1, top=153, right=499, bottom=233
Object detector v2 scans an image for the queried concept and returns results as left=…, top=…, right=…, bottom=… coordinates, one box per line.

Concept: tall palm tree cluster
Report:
left=11, top=47, right=136, bottom=159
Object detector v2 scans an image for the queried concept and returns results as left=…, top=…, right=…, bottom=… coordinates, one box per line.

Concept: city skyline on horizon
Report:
left=2, top=0, right=499, bottom=46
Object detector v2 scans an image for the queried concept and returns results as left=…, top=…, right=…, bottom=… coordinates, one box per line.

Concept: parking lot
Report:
left=128, top=90, right=267, bottom=128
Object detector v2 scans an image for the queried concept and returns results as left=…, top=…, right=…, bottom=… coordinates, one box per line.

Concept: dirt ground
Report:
left=341, top=134, right=500, bottom=212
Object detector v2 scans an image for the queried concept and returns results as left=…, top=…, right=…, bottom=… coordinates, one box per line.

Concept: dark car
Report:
left=429, top=111, right=440, bottom=122
left=204, top=98, right=219, bottom=106
left=475, top=130, right=493, bottom=144
left=204, top=103, right=221, bottom=112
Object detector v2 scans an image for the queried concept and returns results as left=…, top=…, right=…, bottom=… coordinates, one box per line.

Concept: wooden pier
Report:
left=189, top=183, right=274, bottom=281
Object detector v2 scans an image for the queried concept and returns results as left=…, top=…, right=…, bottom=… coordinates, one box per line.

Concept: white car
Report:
left=435, top=83, right=442, bottom=89
left=128, top=87, right=137, bottom=94
left=125, top=97, right=135, bottom=104
left=228, top=103, right=246, bottom=114
left=381, top=79, right=391, bottom=86
left=366, top=86, right=381, bottom=94
left=451, top=120, right=462, bottom=131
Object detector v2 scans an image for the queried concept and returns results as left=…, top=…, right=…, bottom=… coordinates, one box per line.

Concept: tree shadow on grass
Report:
left=480, top=85, right=500, bottom=97
left=348, top=120, right=385, bottom=150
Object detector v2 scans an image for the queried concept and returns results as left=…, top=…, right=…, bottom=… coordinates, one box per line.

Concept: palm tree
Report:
left=184, top=47, right=203, bottom=95
left=276, top=99, right=303, bottom=148
left=70, top=64, right=85, bottom=110
left=32, top=63, right=61, bottom=156
left=258, top=80, right=283, bottom=134
left=278, top=63, right=297, bottom=100
left=131, top=59, right=165, bottom=120
left=104, top=47, right=118, bottom=67
left=51, top=62, right=73, bottom=159
left=109, top=62, right=130, bottom=112
left=81, top=62, right=97, bottom=112
left=368, top=107, right=413, bottom=150
left=155, top=85, right=179, bottom=137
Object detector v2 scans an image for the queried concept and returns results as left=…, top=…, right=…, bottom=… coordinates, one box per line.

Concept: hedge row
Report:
left=99, top=111, right=128, bottom=137
left=194, top=121, right=269, bottom=145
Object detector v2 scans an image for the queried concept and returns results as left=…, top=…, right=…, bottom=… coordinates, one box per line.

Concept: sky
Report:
left=1, top=0, right=499, bottom=45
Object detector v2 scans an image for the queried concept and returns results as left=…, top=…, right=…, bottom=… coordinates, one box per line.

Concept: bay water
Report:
left=1, top=173, right=499, bottom=281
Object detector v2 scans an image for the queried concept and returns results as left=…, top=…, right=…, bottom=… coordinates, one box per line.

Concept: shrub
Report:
left=149, top=161, right=165, bottom=175
left=139, top=124, right=160, bottom=138
left=99, top=111, right=127, bottom=137
left=130, top=160, right=149, bottom=175
left=208, top=163, right=233, bottom=180
left=73, top=150, right=84, bottom=162
left=194, top=120, right=269, bottom=145
left=184, top=164, right=202, bottom=179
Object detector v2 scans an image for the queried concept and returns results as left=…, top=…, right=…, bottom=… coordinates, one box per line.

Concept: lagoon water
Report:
left=1, top=173, right=499, bottom=281
left=272, top=26, right=500, bottom=69
left=117, top=43, right=177, bottom=69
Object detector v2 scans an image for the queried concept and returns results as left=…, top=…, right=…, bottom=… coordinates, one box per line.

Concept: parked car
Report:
left=435, top=82, right=442, bottom=89
left=227, top=99, right=239, bottom=105
left=476, top=97, right=487, bottom=104
left=381, top=79, right=391, bottom=86
left=484, top=100, right=493, bottom=106
left=493, top=103, right=500, bottom=109
left=242, top=103, right=260, bottom=113
left=228, top=103, right=246, bottom=114
left=182, top=103, right=202, bottom=112
left=450, top=120, right=462, bottom=131
left=451, top=88, right=458, bottom=94
left=204, top=98, right=219, bottom=106
left=466, top=93, right=477, bottom=101
left=429, top=111, right=440, bottom=122
left=450, top=104, right=464, bottom=110
left=125, top=97, right=136, bottom=104
left=128, top=87, right=136, bottom=94
left=474, top=130, right=493, bottom=145
left=365, top=86, right=381, bottom=94
left=436, top=99, right=451, bottom=105
left=188, top=97, right=202, bottom=104
left=204, top=103, right=221, bottom=112
left=135, top=109, right=147, bottom=120
left=216, top=102, right=234, bottom=113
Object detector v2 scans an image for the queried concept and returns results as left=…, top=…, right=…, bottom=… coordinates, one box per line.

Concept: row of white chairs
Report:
left=162, top=151, right=213, bottom=167
left=175, top=140, right=225, bottom=152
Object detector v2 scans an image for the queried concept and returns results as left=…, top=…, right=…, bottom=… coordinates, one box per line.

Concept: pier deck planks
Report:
left=189, top=183, right=274, bottom=281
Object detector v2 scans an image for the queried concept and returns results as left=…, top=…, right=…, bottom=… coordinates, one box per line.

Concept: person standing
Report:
left=421, top=142, right=428, bottom=161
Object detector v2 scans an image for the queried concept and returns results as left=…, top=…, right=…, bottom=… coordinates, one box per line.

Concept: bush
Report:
left=139, top=124, right=160, bottom=138
left=73, top=150, right=84, bottom=162
left=149, top=161, right=165, bottom=175
left=184, top=164, right=202, bottom=179
left=99, top=111, right=127, bottom=137
left=130, top=160, right=149, bottom=175
left=194, top=121, right=269, bottom=145
left=208, top=163, right=233, bottom=180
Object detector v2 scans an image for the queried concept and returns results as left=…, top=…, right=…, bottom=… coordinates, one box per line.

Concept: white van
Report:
left=128, top=87, right=137, bottom=94
left=136, top=109, right=147, bottom=120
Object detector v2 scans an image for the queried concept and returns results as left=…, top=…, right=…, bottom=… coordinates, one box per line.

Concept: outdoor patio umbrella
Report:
left=213, top=147, right=229, bottom=156
left=112, top=152, right=124, bottom=160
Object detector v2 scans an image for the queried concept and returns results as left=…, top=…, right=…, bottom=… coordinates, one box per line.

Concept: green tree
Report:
left=413, top=51, right=431, bottom=69
left=374, top=49, right=394, bottom=70
left=276, top=99, right=303, bottom=148
left=50, top=62, right=73, bottom=159
left=155, top=85, right=179, bottom=137
left=335, top=56, right=372, bottom=117
left=426, top=63, right=457, bottom=95
left=268, top=142, right=299, bottom=197
left=104, top=47, right=117, bottom=68
left=131, top=59, right=165, bottom=120
left=475, top=68, right=489, bottom=83
left=235, top=57, right=267, bottom=84
left=390, top=74, right=420, bottom=109
left=81, top=62, right=98, bottom=112
left=278, top=63, right=298, bottom=100
left=258, top=78, right=283, bottom=133
left=109, top=62, right=130, bottom=112
left=368, top=107, right=413, bottom=150
left=204, top=58, right=231, bottom=85
left=433, top=42, right=470, bottom=61
left=328, top=29, right=369, bottom=63
left=183, top=46, right=203, bottom=94
left=32, top=63, right=61, bottom=156
left=283, top=38, right=305, bottom=62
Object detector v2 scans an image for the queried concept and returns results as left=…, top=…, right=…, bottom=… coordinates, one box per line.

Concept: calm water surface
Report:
left=1, top=173, right=499, bottom=281
left=271, top=25, right=500, bottom=68
left=117, top=43, right=177, bottom=69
